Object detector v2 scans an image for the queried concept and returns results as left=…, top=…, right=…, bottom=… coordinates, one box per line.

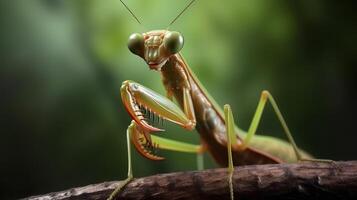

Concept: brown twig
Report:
left=23, top=161, right=357, bottom=200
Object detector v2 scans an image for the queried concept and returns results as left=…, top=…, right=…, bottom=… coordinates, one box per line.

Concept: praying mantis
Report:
left=108, top=1, right=326, bottom=200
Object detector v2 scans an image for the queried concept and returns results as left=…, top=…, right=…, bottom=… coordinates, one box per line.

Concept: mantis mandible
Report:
left=108, top=1, right=324, bottom=199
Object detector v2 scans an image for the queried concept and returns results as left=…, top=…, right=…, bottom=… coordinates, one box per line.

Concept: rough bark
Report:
left=23, top=161, right=357, bottom=200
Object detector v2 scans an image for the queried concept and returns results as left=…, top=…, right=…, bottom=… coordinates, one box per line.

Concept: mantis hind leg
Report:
left=107, top=127, right=134, bottom=200
left=224, top=104, right=237, bottom=200
left=238, top=90, right=303, bottom=160
left=239, top=90, right=330, bottom=162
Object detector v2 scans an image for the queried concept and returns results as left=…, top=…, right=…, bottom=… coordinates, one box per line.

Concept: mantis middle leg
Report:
left=107, top=120, right=204, bottom=200
left=107, top=127, right=133, bottom=200
left=224, top=104, right=238, bottom=200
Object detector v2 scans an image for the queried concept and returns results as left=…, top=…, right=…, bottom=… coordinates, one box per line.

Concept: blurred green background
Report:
left=0, top=0, right=356, bottom=199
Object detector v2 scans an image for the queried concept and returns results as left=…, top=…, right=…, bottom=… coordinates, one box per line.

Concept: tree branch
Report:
left=23, top=161, right=357, bottom=200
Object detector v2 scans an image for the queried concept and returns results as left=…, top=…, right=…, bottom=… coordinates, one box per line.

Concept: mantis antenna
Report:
left=168, top=0, right=197, bottom=26
left=119, top=0, right=142, bottom=24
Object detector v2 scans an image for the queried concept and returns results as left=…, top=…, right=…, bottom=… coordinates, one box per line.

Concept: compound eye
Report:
left=163, top=31, right=184, bottom=54
left=128, top=33, right=144, bottom=57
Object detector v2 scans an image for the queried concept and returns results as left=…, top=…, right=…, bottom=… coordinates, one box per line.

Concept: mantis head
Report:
left=121, top=0, right=195, bottom=70
left=127, top=30, right=184, bottom=70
